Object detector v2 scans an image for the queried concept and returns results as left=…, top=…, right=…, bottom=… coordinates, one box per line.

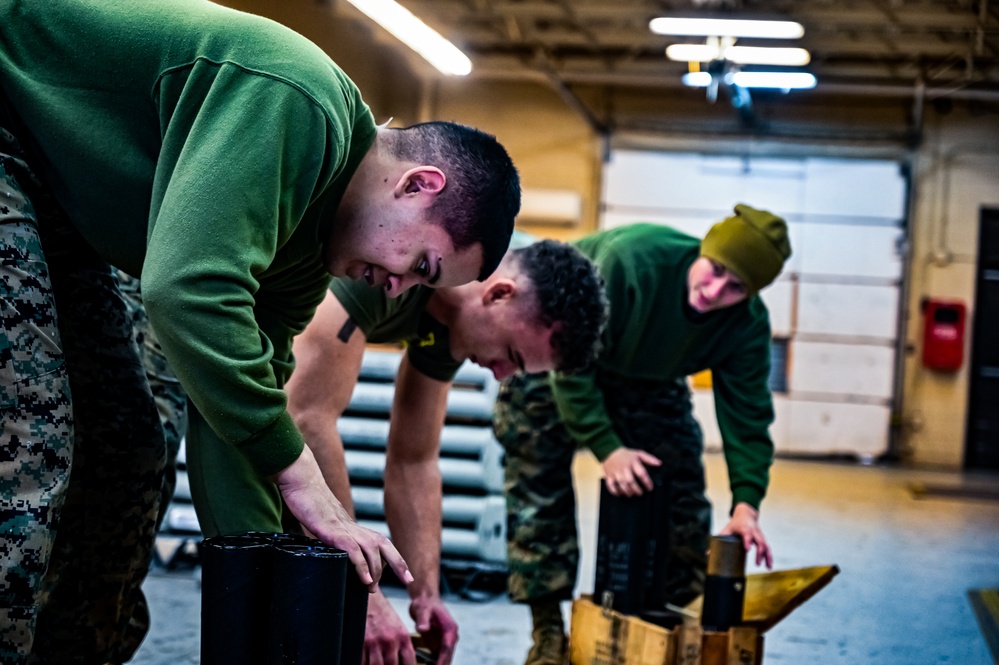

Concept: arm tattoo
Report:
left=336, top=317, right=357, bottom=343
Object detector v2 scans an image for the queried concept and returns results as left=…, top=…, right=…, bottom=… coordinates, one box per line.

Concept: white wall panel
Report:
left=783, top=220, right=807, bottom=275
left=785, top=401, right=891, bottom=457
left=796, top=223, right=903, bottom=278
left=771, top=395, right=793, bottom=451
left=693, top=391, right=792, bottom=452
left=758, top=280, right=794, bottom=337
left=803, top=160, right=906, bottom=219
left=790, top=342, right=896, bottom=398
left=692, top=390, right=721, bottom=449
left=602, top=152, right=720, bottom=210
left=601, top=151, right=806, bottom=216
left=601, top=210, right=716, bottom=237
left=797, top=283, right=899, bottom=339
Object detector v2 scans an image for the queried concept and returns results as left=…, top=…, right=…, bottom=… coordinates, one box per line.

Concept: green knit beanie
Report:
left=700, top=203, right=792, bottom=292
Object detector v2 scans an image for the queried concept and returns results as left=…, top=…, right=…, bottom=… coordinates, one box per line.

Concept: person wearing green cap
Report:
left=493, top=204, right=791, bottom=665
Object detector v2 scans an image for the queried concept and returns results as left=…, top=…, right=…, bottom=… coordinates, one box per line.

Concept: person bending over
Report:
left=493, top=206, right=791, bottom=665
left=0, top=1, right=519, bottom=661
left=275, top=238, right=606, bottom=665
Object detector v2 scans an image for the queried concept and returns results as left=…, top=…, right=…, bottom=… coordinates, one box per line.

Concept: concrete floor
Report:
left=131, top=453, right=999, bottom=664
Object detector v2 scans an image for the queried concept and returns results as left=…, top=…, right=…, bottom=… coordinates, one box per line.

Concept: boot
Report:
left=525, top=600, right=568, bottom=665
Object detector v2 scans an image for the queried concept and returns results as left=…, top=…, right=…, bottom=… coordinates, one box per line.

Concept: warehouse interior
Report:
left=132, top=1, right=999, bottom=664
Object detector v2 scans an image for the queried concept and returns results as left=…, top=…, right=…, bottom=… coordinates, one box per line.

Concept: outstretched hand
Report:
left=718, top=502, right=773, bottom=569
left=271, top=446, right=413, bottom=590
left=362, top=592, right=418, bottom=665
left=410, top=594, right=458, bottom=665
left=601, top=447, right=663, bottom=497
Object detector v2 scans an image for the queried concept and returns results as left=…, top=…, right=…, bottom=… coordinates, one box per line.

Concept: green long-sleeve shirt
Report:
left=553, top=224, right=775, bottom=509
left=0, top=0, right=376, bottom=476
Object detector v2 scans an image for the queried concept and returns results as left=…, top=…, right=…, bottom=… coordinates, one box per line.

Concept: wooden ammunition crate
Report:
left=569, top=565, right=839, bottom=665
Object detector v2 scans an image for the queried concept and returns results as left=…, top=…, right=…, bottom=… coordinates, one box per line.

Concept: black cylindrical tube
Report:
left=201, top=534, right=274, bottom=665
left=643, top=469, right=673, bottom=613
left=339, top=568, right=371, bottom=665
left=247, top=531, right=316, bottom=547
left=267, top=542, right=349, bottom=664
left=593, top=479, right=653, bottom=615
left=700, top=534, right=746, bottom=632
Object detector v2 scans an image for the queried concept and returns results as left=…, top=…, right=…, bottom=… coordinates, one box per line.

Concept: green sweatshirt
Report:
left=329, top=280, right=462, bottom=383
left=554, top=224, right=775, bottom=509
left=0, top=0, right=376, bottom=476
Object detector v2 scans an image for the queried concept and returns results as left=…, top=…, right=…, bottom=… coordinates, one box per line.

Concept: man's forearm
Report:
left=384, top=458, right=443, bottom=599
left=304, top=423, right=356, bottom=516
left=383, top=357, right=451, bottom=600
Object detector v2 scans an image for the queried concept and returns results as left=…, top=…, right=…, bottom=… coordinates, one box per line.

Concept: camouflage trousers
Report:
left=494, top=371, right=711, bottom=608
left=0, top=125, right=166, bottom=664
left=116, top=271, right=188, bottom=532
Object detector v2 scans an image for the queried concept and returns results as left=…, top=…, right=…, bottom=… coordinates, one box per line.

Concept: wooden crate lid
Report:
left=685, top=565, right=840, bottom=633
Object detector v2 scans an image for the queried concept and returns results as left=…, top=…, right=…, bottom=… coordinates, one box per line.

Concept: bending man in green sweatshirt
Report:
left=0, top=1, right=519, bottom=662
left=280, top=237, right=606, bottom=665
left=493, top=206, right=791, bottom=665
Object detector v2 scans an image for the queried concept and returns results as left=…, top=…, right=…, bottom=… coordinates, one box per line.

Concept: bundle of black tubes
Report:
left=593, top=473, right=749, bottom=632
left=593, top=470, right=675, bottom=623
left=201, top=532, right=370, bottom=665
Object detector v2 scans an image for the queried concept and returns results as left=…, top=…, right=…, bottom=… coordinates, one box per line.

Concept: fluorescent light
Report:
left=682, top=71, right=817, bottom=90
left=666, top=44, right=721, bottom=62
left=733, top=71, right=816, bottom=89
left=682, top=72, right=714, bottom=87
left=666, top=44, right=810, bottom=66
left=726, top=46, right=809, bottom=66
left=650, top=17, right=804, bottom=39
left=346, top=0, right=471, bottom=76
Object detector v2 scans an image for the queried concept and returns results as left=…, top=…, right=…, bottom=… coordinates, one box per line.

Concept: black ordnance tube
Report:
left=267, top=542, right=349, bottom=665
left=339, top=568, right=371, bottom=665
left=642, top=469, right=679, bottom=625
left=593, top=478, right=653, bottom=616
left=201, top=534, right=274, bottom=665
left=247, top=531, right=317, bottom=547
left=700, top=534, right=747, bottom=632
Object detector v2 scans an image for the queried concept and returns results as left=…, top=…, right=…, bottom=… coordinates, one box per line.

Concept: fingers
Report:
left=634, top=465, right=654, bottom=492
left=320, top=525, right=411, bottom=590
left=742, top=532, right=755, bottom=556
left=636, top=450, right=663, bottom=466
left=606, top=475, right=639, bottom=497
left=380, top=541, right=414, bottom=585
left=345, top=546, right=374, bottom=587
left=428, top=609, right=459, bottom=665
left=755, top=536, right=773, bottom=569
left=364, top=597, right=416, bottom=665
left=436, top=631, right=458, bottom=665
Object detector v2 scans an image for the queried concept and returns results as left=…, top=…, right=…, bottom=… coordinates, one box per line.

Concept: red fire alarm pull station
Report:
left=921, top=298, right=966, bottom=372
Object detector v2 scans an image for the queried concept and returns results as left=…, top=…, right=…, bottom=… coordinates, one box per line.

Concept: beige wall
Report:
left=433, top=79, right=601, bottom=240
left=902, top=109, right=999, bottom=468
left=221, top=1, right=999, bottom=470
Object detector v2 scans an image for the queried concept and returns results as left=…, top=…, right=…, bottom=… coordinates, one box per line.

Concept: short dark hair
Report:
left=511, top=240, right=608, bottom=373
left=387, top=121, right=520, bottom=281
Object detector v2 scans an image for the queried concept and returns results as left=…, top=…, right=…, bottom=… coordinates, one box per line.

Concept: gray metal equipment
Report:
left=155, top=348, right=509, bottom=578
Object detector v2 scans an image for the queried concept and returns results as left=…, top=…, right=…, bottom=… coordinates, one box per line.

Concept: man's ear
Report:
left=394, top=166, right=446, bottom=198
left=482, top=279, right=515, bottom=305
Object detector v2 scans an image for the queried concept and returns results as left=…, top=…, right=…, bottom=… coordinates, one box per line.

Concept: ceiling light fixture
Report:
left=650, top=17, right=805, bottom=39
left=666, top=44, right=810, bottom=66
left=682, top=71, right=817, bottom=90
left=345, top=0, right=472, bottom=76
